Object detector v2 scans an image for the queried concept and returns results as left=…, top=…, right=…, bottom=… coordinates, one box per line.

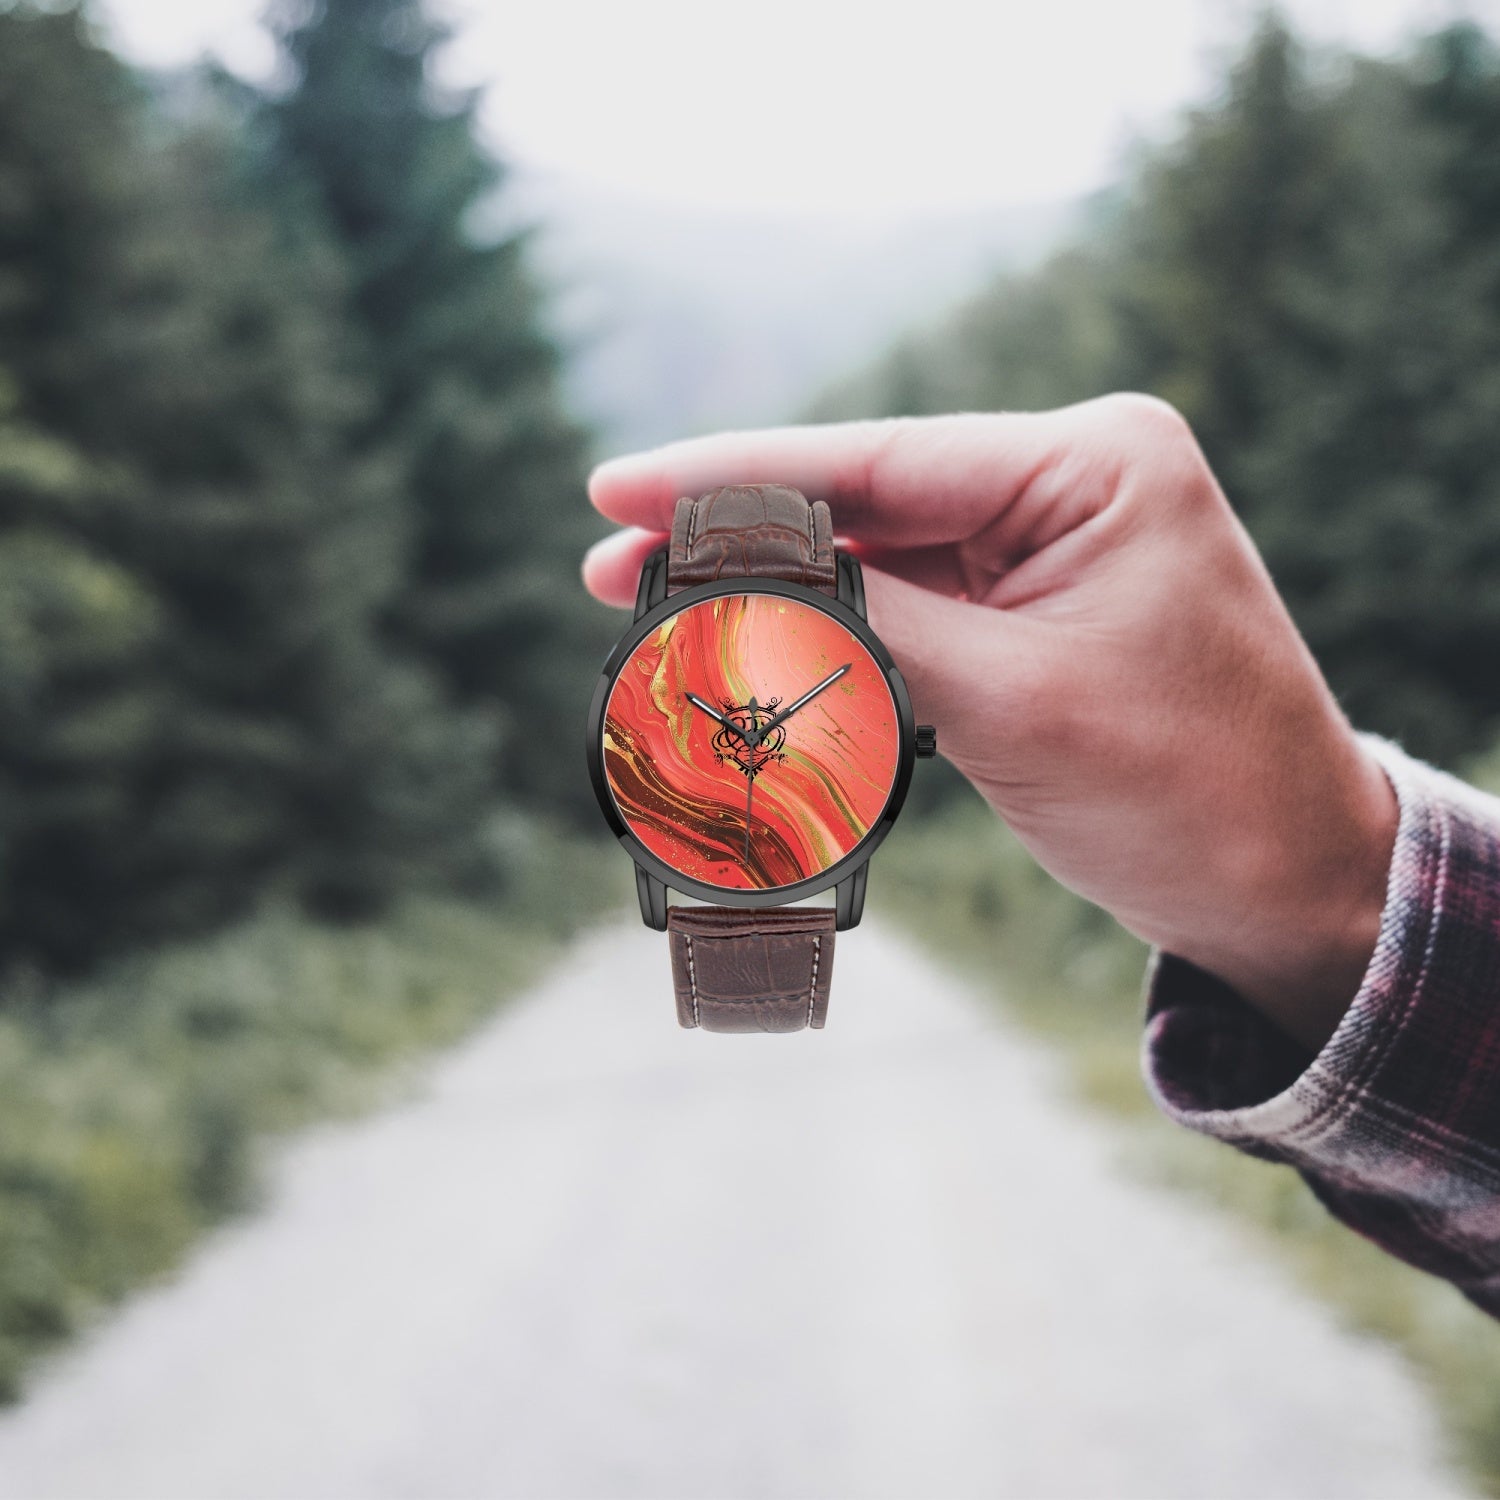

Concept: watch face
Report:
left=600, top=591, right=901, bottom=892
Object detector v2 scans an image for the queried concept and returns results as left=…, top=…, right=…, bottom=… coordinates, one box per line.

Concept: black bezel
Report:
left=586, top=576, right=917, bottom=909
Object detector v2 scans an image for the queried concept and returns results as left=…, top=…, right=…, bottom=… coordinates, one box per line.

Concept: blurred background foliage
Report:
left=0, top=0, right=612, bottom=977
left=4, top=0, right=1500, bottom=1487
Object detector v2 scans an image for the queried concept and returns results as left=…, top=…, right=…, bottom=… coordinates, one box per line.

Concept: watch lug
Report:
left=635, top=865, right=668, bottom=930
left=634, top=546, right=670, bottom=620
left=835, top=862, right=867, bottom=930
left=836, top=552, right=866, bottom=619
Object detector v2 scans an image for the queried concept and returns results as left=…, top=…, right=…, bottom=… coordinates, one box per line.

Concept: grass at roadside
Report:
left=873, top=791, right=1500, bottom=1497
left=0, top=818, right=629, bottom=1402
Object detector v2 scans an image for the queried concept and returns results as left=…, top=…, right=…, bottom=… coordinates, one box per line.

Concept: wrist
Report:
left=1168, top=737, right=1399, bottom=1053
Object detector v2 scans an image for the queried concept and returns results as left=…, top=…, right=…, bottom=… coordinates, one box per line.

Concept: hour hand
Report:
left=686, top=693, right=747, bottom=743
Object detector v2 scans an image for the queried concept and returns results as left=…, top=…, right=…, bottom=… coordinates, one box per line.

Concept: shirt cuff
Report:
left=1141, top=736, right=1500, bottom=1306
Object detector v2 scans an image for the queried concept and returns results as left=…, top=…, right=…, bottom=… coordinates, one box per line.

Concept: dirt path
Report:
left=0, top=919, right=1470, bottom=1499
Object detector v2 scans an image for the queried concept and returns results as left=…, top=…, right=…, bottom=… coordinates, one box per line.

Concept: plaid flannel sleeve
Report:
left=1142, top=736, right=1500, bottom=1317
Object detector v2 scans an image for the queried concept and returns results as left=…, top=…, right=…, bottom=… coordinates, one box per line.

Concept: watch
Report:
left=586, top=483, right=937, bottom=1033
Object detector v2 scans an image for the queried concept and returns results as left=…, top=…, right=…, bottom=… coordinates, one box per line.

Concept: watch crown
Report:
left=915, top=724, right=937, bottom=758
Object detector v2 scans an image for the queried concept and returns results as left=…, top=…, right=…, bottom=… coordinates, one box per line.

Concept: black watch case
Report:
left=586, top=549, right=917, bottom=933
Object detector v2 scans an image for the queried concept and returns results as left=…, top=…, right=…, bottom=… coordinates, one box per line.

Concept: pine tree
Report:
left=101, top=107, right=499, bottom=922
left=1416, top=23, right=1500, bottom=276
left=1108, top=17, right=1358, bottom=490
left=268, top=0, right=612, bottom=821
left=0, top=3, right=496, bottom=966
left=1114, top=22, right=1500, bottom=762
left=0, top=378, right=167, bottom=967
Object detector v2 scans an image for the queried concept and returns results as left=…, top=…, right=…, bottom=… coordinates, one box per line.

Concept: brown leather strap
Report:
left=662, top=485, right=840, bottom=1032
left=668, top=906, right=836, bottom=1032
left=667, top=484, right=837, bottom=595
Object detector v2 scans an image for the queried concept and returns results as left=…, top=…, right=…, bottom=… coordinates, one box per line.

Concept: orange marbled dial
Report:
left=602, top=593, right=900, bottom=891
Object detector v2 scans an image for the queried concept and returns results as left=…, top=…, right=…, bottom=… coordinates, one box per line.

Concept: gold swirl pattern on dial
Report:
left=603, top=595, right=899, bottom=891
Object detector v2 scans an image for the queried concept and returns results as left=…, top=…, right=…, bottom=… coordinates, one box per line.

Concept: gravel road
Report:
left=0, top=918, right=1472, bottom=1500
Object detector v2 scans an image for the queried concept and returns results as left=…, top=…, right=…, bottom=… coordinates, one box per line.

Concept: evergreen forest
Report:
left=0, top=0, right=612, bottom=979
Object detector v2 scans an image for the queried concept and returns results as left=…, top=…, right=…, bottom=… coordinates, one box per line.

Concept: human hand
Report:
left=583, top=395, right=1398, bottom=1051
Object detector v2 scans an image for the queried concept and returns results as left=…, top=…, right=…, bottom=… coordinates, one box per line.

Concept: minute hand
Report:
left=748, top=664, right=851, bottom=745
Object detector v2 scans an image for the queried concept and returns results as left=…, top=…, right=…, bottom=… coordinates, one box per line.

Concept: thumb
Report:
left=863, top=565, right=1047, bottom=776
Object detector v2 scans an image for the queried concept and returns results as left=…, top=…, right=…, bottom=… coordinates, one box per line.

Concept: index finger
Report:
left=586, top=406, right=1092, bottom=550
